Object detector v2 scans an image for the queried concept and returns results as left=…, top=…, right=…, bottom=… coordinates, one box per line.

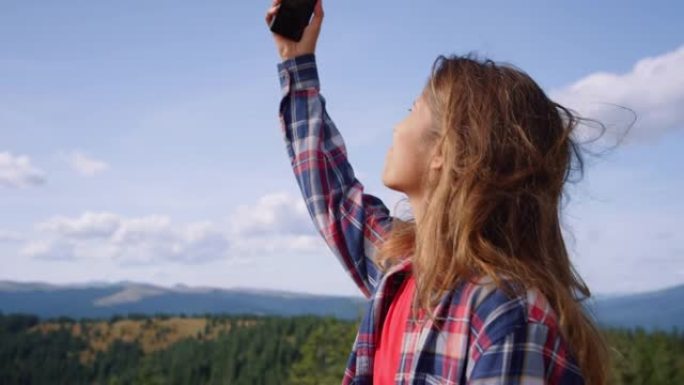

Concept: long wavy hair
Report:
left=374, top=53, right=614, bottom=385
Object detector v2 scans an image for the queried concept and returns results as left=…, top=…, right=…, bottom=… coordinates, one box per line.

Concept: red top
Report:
left=373, top=273, right=416, bottom=384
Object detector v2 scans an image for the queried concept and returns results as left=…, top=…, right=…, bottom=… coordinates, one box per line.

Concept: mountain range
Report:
left=1, top=279, right=682, bottom=331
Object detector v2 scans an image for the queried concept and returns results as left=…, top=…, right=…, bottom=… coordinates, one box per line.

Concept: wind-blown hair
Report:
left=374, top=53, right=613, bottom=385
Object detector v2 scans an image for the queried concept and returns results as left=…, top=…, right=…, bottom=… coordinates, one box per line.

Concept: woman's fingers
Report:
left=265, top=4, right=280, bottom=26
left=266, top=0, right=322, bottom=60
left=313, top=0, right=324, bottom=19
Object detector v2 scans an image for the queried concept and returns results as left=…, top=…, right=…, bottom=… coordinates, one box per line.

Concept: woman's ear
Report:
left=429, top=151, right=443, bottom=170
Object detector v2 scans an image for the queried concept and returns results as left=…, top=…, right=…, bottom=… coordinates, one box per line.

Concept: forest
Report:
left=0, top=311, right=682, bottom=385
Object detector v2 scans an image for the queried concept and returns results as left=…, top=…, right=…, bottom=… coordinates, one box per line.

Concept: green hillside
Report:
left=0, top=312, right=682, bottom=385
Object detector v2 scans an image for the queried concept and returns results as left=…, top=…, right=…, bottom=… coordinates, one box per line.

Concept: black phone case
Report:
left=269, top=0, right=317, bottom=42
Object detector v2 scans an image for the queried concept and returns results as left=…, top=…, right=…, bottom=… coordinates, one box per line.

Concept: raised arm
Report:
left=276, top=54, right=393, bottom=298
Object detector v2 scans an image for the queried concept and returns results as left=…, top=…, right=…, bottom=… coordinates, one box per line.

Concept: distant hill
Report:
left=1, top=280, right=682, bottom=330
left=0, top=280, right=367, bottom=321
left=586, top=283, right=684, bottom=331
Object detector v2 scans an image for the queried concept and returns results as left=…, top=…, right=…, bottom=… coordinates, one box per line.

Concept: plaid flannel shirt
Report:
left=276, top=53, right=585, bottom=385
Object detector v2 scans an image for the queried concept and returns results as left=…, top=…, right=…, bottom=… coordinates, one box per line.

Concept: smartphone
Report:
left=269, top=0, right=317, bottom=42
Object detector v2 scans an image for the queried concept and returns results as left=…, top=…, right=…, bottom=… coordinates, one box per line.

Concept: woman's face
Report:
left=382, top=89, right=441, bottom=197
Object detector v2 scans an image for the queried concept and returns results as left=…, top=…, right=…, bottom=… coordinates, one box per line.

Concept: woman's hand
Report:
left=265, top=0, right=324, bottom=61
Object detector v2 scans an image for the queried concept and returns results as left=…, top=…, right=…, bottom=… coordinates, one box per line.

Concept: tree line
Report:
left=0, top=312, right=682, bottom=384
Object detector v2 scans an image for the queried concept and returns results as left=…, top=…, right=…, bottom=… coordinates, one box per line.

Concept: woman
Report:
left=265, top=1, right=611, bottom=384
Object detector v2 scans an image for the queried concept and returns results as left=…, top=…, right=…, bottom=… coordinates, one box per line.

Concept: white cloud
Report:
left=228, top=191, right=326, bottom=255
left=24, top=212, right=231, bottom=265
left=62, top=150, right=109, bottom=176
left=230, top=191, right=316, bottom=237
left=0, top=151, right=46, bottom=188
left=230, top=234, right=324, bottom=256
left=0, top=230, right=24, bottom=242
left=22, top=239, right=76, bottom=261
left=551, top=44, right=684, bottom=144
left=37, top=212, right=121, bottom=238
left=19, top=191, right=326, bottom=265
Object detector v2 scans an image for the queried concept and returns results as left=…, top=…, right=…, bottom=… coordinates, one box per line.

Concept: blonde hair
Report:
left=374, top=53, right=612, bottom=385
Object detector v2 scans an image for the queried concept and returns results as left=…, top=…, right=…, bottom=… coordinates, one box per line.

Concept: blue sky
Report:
left=1, top=0, right=682, bottom=298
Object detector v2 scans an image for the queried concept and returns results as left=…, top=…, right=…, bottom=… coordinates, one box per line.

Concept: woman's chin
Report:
left=381, top=171, right=391, bottom=188
left=382, top=174, right=401, bottom=193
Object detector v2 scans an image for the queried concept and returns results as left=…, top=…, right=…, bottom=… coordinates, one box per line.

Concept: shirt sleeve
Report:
left=276, top=53, right=394, bottom=298
left=466, top=322, right=585, bottom=385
